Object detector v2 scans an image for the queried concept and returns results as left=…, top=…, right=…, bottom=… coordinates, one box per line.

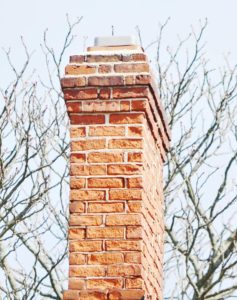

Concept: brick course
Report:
left=61, top=44, right=170, bottom=300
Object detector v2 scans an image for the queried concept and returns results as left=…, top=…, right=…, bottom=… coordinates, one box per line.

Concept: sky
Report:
left=0, top=0, right=237, bottom=69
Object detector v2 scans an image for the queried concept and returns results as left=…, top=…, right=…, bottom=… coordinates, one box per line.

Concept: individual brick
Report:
left=126, top=226, right=142, bottom=239
left=87, top=278, right=123, bottom=290
left=122, top=53, right=146, bottom=62
left=125, top=278, right=143, bottom=289
left=127, top=201, right=142, bottom=213
left=120, top=101, right=130, bottom=111
left=124, top=252, right=141, bottom=264
left=99, top=88, right=111, bottom=99
left=79, top=291, right=107, bottom=300
left=69, top=253, right=86, bottom=265
left=70, top=127, right=86, bottom=138
left=106, top=215, right=141, bottom=226
left=127, top=126, right=143, bottom=137
left=66, top=102, right=82, bottom=113
left=86, top=54, right=122, bottom=63
left=98, top=64, right=112, bottom=73
left=69, top=228, right=85, bottom=240
left=135, top=74, right=151, bottom=85
left=108, top=290, right=144, bottom=300
left=87, top=152, right=123, bottom=163
left=88, top=76, right=124, bottom=86
left=70, top=114, right=105, bottom=125
left=131, top=100, right=147, bottom=111
left=69, top=201, right=85, bottom=213
left=63, top=88, right=97, bottom=100
left=88, top=253, right=124, bottom=265
left=127, top=152, right=143, bottom=162
left=70, top=178, right=86, bottom=189
left=105, top=240, right=141, bottom=251
left=109, top=113, right=144, bottom=124
left=68, top=278, right=85, bottom=290
left=127, top=177, right=142, bottom=188
left=88, top=202, right=124, bottom=213
left=61, top=77, right=86, bottom=88
left=112, top=87, right=148, bottom=99
left=87, top=227, right=124, bottom=239
left=89, top=165, right=107, bottom=175
left=108, top=139, right=142, bottom=149
left=63, top=290, right=79, bottom=300
left=70, top=153, right=86, bottom=163
left=70, top=190, right=105, bottom=201
left=88, top=178, right=124, bottom=188
left=107, top=264, right=141, bottom=276
left=69, top=55, right=85, bottom=63
left=82, top=101, right=120, bottom=112
left=109, top=189, right=142, bottom=200
left=108, top=164, right=141, bottom=175
left=69, top=241, right=102, bottom=252
left=69, top=265, right=105, bottom=277
left=71, top=139, right=106, bottom=151
left=114, top=63, right=149, bottom=73
left=65, top=65, right=97, bottom=75
left=69, top=215, right=102, bottom=226
left=89, top=126, right=125, bottom=136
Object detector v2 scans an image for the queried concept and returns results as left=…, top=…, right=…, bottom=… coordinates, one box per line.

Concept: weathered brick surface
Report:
left=62, top=46, right=169, bottom=300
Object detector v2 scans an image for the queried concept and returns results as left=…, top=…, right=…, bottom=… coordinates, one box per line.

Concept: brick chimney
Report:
left=61, top=36, right=170, bottom=300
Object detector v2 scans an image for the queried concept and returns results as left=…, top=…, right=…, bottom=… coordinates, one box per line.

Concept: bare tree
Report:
left=152, top=20, right=237, bottom=300
left=0, top=16, right=82, bottom=299
left=1, top=16, right=237, bottom=300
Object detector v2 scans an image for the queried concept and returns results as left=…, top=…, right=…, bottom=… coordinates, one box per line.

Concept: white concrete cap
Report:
left=94, top=36, right=137, bottom=47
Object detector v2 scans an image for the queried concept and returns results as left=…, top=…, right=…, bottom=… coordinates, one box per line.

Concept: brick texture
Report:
left=61, top=44, right=170, bottom=300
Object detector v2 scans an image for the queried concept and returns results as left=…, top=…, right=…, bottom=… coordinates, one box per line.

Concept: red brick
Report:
left=108, top=290, right=144, bottom=300
left=98, top=64, right=112, bottom=73
left=88, top=76, right=124, bottom=86
left=70, top=178, right=86, bottom=189
left=68, top=278, right=85, bottom=290
left=108, top=164, right=141, bottom=175
left=120, top=101, right=130, bottom=111
left=88, top=202, right=124, bottom=213
left=70, top=153, right=86, bottom=163
left=125, top=278, right=143, bottom=289
left=69, top=241, right=102, bottom=252
left=135, top=75, right=151, bottom=85
left=122, top=53, right=146, bottom=62
left=87, top=227, right=124, bottom=239
left=66, top=102, right=82, bottom=113
left=128, top=152, right=143, bottom=162
left=70, top=190, right=105, bottom=201
left=127, top=201, right=142, bottom=213
left=65, top=65, right=97, bottom=75
left=63, top=290, right=79, bottom=300
left=107, top=264, right=141, bottom=276
left=79, top=291, right=107, bottom=300
left=88, top=178, right=124, bottom=188
left=88, top=253, right=124, bottom=265
left=87, top=278, right=123, bottom=290
left=69, top=228, right=85, bottom=239
left=70, top=165, right=89, bottom=176
left=69, top=253, right=86, bottom=265
left=70, top=127, right=86, bottom=138
left=112, top=87, right=148, bottom=99
left=88, top=152, right=123, bottom=163
left=71, top=139, right=105, bottom=151
left=69, top=215, right=102, bottom=226
left=89, top=126, right=125, bottom=136
left=99, top=88, right=111, bottom=99
left=128, top=126, right=143, bottom=137
left=126, top=226, right=142, bottom=239
left=124, top=252, right=141, bottom=264
left=89, top=165, right=107, bottom=175
left=82, top=101, right=120, bottom=112
left=127, top=177, right=142, bottom=188
left=109, top=189, right=142, bottom=200
left=105, top=240, right=141, bottom=251
left=108, top=139, right=142, bottom=149
left=69, top=201, right=85, bottom=213
left=63, top=88, right=97, bottom=100
left=69, top=265, right=105, bottom=277
left=70, top=114, right=105, bottom=125
left=109, top=113, right=144, bottom=124
left=125, top=75, right=134, bottom=85
left=61, top=77, right=86, bottom=88
left=106, top=214, right=141, bottom=226
left=87, top=54, right=122, bottom=63
left=70, top=55, right=85, bottom=63
left=114, top=63, right=149, bottom=73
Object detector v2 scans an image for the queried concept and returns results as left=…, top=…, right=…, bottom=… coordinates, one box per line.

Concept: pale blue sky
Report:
left=0, top=0, right=237, bottom=66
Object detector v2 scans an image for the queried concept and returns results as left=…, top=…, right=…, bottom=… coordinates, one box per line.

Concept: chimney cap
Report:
left=94, top=36, right=137, bottom=47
